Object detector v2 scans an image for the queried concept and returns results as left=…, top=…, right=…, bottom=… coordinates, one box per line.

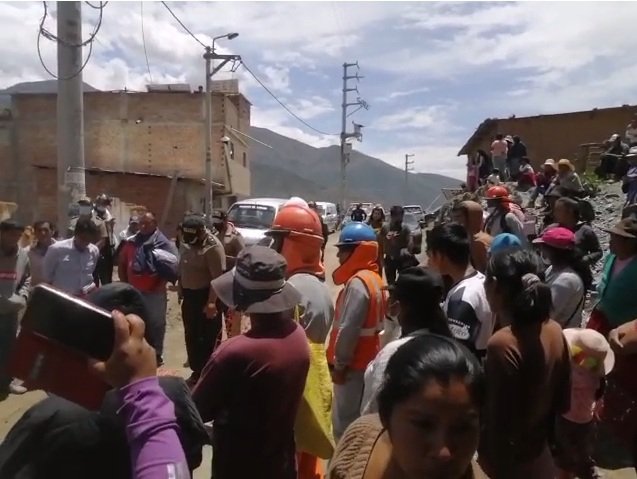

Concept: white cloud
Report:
left=2, top=1, right=637, bottom=181
left=371, top=105, right=459, bottom=135
left=288, top=96, right=335, bottom=120
left=259, top=65, right=291, bottom=94
left=376, top=87, right=430, bottom=103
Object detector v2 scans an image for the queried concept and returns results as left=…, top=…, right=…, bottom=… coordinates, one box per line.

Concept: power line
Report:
left=37, top=1, right=103, bottom=80
left=160, top=1, right=206, bottom=49
left=241, top=61, right=339, bottom=136
left=140, top=1, right=153, bottom=83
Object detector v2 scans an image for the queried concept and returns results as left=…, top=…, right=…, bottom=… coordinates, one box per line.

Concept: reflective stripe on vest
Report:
left=327, top=269, right=386, bottom=371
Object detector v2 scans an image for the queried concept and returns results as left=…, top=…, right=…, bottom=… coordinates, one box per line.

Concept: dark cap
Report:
left=604, top=217, right=637, bottom=239
left=387, top=266, right=444, bottom=304
left=211, top=246, right=301, bottom=314
left=0, top=219, right=25, bottom=232
left=181, top=214, right=206, bottom=233
left=211, top=210, right=226, bottom=223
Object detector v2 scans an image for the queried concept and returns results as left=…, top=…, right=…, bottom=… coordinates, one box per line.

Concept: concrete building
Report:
left=0, top=80, right=251, bottom=233
left=458, top=104, right=637, bottom=171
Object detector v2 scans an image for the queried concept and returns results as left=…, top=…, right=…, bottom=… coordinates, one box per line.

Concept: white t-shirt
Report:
left=546, top=266, right=585, bottom=328
left=443, top=272, right=494, bottom=354
left=361, top=328, right=429, bottom=415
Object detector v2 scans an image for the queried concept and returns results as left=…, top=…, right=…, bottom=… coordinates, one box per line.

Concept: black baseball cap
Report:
left=387, top=266, right=444, bottom=304
left=211, top=210, right=227, bottom=224
left=182, top=215, right=206, bottom=234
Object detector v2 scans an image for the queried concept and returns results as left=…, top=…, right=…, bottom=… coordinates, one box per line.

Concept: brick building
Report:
left=0, top=81, right=251, bottom=233
left=458, top=104, right=637, bottom=171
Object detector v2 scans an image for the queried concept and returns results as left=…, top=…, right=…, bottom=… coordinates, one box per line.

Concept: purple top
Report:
left=118, top=377, right=189, bottom=479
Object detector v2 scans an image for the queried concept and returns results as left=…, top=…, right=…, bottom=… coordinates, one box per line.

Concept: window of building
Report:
left=242, top=152, right=247, bottom=167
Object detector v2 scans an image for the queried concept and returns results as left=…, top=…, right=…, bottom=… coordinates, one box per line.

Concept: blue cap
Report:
left=336, top=222, right=377, bottom=247
left=490, top=233, right=522, bottom=254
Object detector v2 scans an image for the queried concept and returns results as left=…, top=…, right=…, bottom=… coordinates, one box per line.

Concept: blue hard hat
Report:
left=336, top=222, right=377, bottom=247
left=490, top=233, right=522, bottom=254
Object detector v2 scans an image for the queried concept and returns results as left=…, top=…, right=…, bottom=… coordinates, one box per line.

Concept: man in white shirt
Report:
left=43, top=217, right=100, bottom=296
left=426, top=223, right=494, bottom=358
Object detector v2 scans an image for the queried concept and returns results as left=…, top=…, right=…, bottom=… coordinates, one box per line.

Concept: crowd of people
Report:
left=1, top=174, right=637, bottom=479
left=469, top=117, right=637, bottom=212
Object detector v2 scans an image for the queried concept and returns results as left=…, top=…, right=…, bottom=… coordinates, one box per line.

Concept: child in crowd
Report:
left=555, top=328, right=614, bottom=479
left=487, top=169, right=501, bottom=186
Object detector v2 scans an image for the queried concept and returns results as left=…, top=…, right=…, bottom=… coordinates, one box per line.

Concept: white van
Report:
left=316, top=201, right=338, bottom=232
left=226, top=198, right=288, bottom=246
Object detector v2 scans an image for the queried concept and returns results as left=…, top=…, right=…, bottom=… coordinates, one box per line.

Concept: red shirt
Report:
left=119, top=242, right=165, bottom=293
left=192, top=319, right=310, bottom=479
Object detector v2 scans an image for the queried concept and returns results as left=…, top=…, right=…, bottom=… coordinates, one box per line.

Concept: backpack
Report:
left=576, top=199, right=596, bottom=223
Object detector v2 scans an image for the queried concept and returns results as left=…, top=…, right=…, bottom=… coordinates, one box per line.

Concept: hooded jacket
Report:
left=329, top=241, right=384, bottom=371
left=460, top=201, right=492, bottom=273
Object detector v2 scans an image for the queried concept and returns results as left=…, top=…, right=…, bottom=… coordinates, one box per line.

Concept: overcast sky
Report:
left=2, top=1, right=636, bottom=179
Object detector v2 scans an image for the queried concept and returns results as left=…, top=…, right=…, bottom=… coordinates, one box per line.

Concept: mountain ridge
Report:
left=248, top=126, right=460, bottom=209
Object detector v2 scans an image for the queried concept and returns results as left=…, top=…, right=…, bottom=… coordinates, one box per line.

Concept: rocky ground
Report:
left=0, top=194, right=635, bottom=478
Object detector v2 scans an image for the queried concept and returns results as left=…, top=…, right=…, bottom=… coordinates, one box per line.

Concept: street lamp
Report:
left=204, top=32, right=240, bottom=222
left=212, top=32, right=239, bottom=52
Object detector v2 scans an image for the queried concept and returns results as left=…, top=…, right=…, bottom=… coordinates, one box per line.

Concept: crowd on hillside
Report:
left=1, top=117, right=637, bottom=478
left=466, top=114, right=637, bottom=207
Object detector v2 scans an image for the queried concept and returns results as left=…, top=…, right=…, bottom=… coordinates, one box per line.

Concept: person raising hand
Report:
left=91, top=311, right=189, bottom=479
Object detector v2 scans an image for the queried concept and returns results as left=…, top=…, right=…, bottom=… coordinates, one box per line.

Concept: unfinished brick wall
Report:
left=32, top=167, right=202, bottom=234
left=1, top=90, right=251, bottom=223
left=463, top=106, right=637, bottom=171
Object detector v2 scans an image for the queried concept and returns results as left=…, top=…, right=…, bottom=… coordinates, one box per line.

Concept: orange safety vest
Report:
left=327, top=269, right=386, bottom=372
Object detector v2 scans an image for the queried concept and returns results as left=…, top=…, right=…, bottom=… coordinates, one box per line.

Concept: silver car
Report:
left=226, top=198, right=288, bottom=246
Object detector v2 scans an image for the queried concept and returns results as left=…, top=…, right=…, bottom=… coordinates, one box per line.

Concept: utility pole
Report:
left=339, top=62, right=368, bottom=212
left=404, top=153, right=415, bottom=203
left=202, top=33, right=239, bottom=221
left=57, top=1, right=86, bottom=235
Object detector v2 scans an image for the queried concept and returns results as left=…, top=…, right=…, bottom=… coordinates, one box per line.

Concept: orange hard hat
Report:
left=486, top=185, right=510, bottom=200
left=270, top=203, right=323, bottom=237
left=267, top=203, right=324, bottom=278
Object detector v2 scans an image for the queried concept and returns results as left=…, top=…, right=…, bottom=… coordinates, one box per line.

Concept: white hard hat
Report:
left=285, top=196, right=309, bottom=208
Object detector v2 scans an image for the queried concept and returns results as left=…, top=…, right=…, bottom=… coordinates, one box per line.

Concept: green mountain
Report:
left=249, top=126, right=460, bottom=210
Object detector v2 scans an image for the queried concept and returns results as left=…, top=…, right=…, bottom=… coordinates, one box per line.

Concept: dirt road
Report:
left=0, top=236, right=634, bottom=478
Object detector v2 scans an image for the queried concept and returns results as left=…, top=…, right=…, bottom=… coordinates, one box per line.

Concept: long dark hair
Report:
left=393, top=267, right=452, bottom=337
left=485, top=249, right=553, bottom=324
left=367, top=206, right=385, bottom=226
left=378, top=334, right=484, bottom=426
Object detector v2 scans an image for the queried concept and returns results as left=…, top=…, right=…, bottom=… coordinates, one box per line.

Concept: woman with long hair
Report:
left=361, top=266, right=452, bottom=414
left=331, top=334, right=488, bottom=479
left=480, top=249, right=571, bottom=478
left=534, top=226, right=590, bottom=328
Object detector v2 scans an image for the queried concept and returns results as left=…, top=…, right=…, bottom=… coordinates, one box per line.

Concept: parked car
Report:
left=226, top=197, right=288, bottom=246
left=315, top=201, right=338, bottom=232
left=404, top=204, right=425, bottom=220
